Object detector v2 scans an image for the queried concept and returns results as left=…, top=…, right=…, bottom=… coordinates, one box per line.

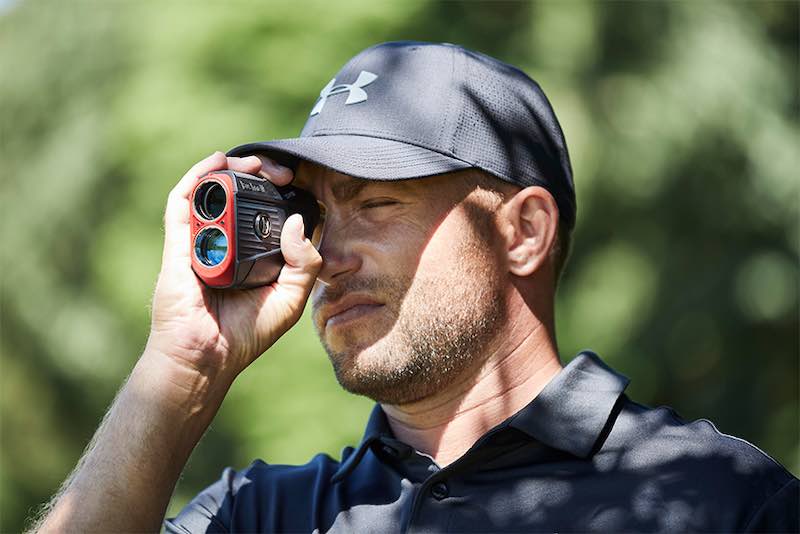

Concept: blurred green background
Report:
left=1, top=0, right=797, bottom=531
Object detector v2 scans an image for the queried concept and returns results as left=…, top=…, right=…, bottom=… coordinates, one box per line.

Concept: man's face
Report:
left=294, top=161, right=508, bottom=405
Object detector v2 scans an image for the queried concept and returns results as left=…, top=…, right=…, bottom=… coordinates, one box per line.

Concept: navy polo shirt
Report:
left=165, top=351, right=798, bottom=532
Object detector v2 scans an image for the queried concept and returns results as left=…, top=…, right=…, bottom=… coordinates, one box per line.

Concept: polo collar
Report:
left=332, top=350, right=629, bottom=483
left=331, top=404, right=394, bottom=483
left=508, top=350, right=630, bottom=458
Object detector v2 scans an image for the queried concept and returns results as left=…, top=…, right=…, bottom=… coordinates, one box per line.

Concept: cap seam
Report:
left=450, top=50, right=469, bottom=157
left=435, top=44, right=457, bottom=151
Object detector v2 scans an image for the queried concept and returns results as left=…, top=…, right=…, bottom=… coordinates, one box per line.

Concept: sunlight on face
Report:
left=295, top=162, right=507, bottom=405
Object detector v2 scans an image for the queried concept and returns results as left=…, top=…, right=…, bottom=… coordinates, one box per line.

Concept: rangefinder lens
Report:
left=195, top=228, right=228, bottom=266
left=194, top=181, right=226, bottom=220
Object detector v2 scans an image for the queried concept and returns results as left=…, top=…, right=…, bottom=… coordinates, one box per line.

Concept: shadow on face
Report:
left=290, top=160, right=510, bottom=404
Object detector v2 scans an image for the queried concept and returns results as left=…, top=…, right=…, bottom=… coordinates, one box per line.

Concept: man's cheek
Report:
left=414, top=231, right=467, bottom=276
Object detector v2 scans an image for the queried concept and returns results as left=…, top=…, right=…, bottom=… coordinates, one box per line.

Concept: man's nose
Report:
left=315, top=227, right=362, bottom=285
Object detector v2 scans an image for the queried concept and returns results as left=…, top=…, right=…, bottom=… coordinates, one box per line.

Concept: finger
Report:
left=255, top=154, right=294, bottom=186
left=171, top=151, right=228, bottom=203
left=227, top=155, right=262, bottom=175
left=274, top=213, right=323, bottom=308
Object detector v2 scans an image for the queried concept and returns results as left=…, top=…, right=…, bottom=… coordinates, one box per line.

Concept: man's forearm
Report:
left=29, top=349, right=233, bottom=533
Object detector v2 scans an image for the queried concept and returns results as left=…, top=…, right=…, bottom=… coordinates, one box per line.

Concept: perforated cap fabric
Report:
left=228, top=41, right=577, bottom=229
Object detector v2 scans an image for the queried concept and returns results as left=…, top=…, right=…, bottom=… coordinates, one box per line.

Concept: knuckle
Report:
left=307, top=253, right=324, bottom=270
left=215, top=154, right=229, bottom=170
left=208, top=151, right=227, bottom=166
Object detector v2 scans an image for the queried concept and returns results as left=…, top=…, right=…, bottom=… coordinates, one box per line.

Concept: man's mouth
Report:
left=326, top=303, right=384, bottom=328
left=320, top=294, right=384, bottom=329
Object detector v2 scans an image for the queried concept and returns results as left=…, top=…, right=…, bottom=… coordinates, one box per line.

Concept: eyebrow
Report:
left=330, top=180, right=371, bottom=202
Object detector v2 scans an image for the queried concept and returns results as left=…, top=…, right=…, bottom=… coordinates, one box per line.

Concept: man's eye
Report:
left=361, top=200, right=398, bottom=209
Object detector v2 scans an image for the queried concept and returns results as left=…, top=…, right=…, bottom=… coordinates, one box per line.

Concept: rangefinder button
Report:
left=254, top=213, right=271, bottom=239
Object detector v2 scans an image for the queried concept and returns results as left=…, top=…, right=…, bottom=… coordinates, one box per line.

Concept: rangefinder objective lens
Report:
left=194, top=228, right=228, bottom=267
left=194, top=181, right=226, bottom=220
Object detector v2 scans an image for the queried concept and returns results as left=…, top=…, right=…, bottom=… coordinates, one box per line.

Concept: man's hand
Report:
left=146, top=151, right=323, bottom=384
left=28, top=152, right=321, bottom=533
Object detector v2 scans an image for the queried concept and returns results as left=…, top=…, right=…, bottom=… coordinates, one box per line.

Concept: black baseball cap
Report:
left=227, top=40, right=577, bottom=229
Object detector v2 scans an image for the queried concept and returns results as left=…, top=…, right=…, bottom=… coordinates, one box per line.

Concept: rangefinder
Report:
left=190, top=170, right=320, bottom=289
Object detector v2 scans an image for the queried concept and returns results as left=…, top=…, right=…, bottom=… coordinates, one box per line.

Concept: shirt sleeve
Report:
left=743, top=477, right=800, bottom=533
left=164, top=467, right=239, bottom=534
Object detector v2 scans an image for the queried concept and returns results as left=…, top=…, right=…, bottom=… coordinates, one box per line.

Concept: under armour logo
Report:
left=310, top=70, right=378, bottom=116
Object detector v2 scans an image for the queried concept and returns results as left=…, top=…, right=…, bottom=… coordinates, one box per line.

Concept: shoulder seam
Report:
left=693, top=417, right=795, bottom=478
left=165, top=502, right=230, bottom=534
left=209, top=514, right=230, bottom=533
left=623, top=402, right=793, bottom=477
left=198, top=501, right=231, bottom=533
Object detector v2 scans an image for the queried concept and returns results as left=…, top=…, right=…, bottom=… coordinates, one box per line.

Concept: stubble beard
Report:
left=314, top=243, right=507, bottom=406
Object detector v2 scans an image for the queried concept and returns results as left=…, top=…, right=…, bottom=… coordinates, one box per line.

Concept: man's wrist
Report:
left=135, top=347, right=235, bottom=421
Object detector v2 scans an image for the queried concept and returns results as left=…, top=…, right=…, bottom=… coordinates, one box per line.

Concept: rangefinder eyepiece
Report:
left=194, top=180, right=227, bottom=221
left=189, top=169, right=320, bottom=289
left=194, top=227, right=228, bottom=267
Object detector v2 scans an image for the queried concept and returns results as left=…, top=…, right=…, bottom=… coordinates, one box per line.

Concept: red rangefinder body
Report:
left=189, top=170, right=320, bottom=289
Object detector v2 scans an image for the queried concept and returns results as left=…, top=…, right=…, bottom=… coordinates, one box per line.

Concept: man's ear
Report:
left=502, top=186, right=559, bottom=277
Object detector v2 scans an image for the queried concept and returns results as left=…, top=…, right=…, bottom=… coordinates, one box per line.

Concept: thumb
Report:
left=275, top=213, right=323, bottom=301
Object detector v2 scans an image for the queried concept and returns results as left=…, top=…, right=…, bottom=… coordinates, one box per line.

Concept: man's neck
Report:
left=381, top=305, right=563, bottom=467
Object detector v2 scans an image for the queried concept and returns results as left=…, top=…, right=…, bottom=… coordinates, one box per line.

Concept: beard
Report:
left=311, top=234, right=507, bottom=406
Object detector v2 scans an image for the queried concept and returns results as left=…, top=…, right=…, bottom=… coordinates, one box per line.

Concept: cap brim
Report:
left=226, top=135, right=473, bottom=181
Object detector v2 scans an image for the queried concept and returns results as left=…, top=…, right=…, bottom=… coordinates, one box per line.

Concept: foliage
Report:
left=1, top=1, right=797, bottom=531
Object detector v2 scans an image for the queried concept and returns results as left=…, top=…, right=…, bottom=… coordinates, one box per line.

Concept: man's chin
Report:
left=325, top=340, right=414, bottom=403
left=321, top=321, right=388, bottom=356
left=326, top=337, right=388, bottom=374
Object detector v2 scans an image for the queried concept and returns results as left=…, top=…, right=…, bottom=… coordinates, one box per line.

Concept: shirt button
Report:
left=431, top=481, right=449, bottom=500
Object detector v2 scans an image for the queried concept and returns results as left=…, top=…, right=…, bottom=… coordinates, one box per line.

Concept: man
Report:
left=33, top=41, right=797, bottom=533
